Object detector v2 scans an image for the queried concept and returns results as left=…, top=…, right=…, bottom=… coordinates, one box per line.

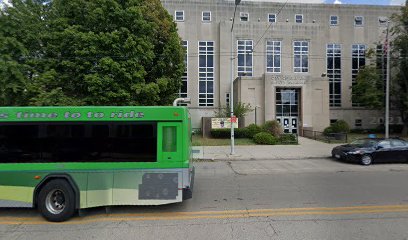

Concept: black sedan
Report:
left=331, top=138, right=408, bottom=165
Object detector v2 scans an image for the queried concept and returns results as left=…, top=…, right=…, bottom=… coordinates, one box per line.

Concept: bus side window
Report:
left=110, top=123, right=157, bottom=162
left=0, top=124, right=41, bottom=163
left=163, top=126, right=177, bottom=152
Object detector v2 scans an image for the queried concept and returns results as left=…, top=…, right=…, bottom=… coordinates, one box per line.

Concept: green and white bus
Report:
left=0, top=105, right=194, bottom=222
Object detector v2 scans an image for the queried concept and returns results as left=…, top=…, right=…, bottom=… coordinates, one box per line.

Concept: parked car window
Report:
left=350, top=139, right=377, bottom=147
left=391, top=139, right=407, bottom=147
left=378, top=140, right=391, bottom=149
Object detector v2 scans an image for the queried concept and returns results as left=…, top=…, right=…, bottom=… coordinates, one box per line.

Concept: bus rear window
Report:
left=162, top=126, right=177, bottom=152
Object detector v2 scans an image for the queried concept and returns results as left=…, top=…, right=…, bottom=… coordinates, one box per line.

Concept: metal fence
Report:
left=301, top=129, right=347, bottom=143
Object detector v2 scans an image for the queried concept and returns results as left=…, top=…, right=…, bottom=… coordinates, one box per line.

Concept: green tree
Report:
left=0, top=0, right=184, bottom=106
left=392, top=0, right=408, bottom=135
left=0, top=0, right=48, bottom=105
left=351, top=65, right=384, bottom=109
left=351, top=1, right=408, bottom=135
left=214, top=102, right=253, bottom=118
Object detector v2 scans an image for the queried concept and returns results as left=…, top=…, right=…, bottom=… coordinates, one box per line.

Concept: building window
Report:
left=295, top=14, right=303, bottom=23
left=268, top=13, right=276, bottom=23
left=202, top=11, right=211, bottom=22
left=352, top=44, right=366, bottom=107
left=376, top=44, right=387, bottom=95
left=198, top=41, right=214, bottom=106
left=226, top=93, right=230, bottom=107
left=175, top=11, right=184, bottom=21
left=330, top=15, right=338, bottom=25
left=179, top=40, right=188, bottom=105
left=378, top=17, right=388, bottom=27
left=354, top=16, right=364, bottom=26
left=330, top=119, right=338, bottom=124
left=266, top=40, right=281, bottom=73
left=355, top=119, right=362, bottom=127
left=293, top=41, right=309, bottom=73
left=240, top=12, right=249, bottom=22
left=237, top=40, right=253, bottom=76
left=327, top=44, right=342, bottom=107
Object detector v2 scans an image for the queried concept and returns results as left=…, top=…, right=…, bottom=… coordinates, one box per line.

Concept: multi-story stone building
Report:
left=161, top=0, right=400, bottom=133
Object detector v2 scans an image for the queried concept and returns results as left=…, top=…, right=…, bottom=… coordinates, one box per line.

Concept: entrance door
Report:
left=276, top=117, right=298, bottom=134
left=276, top=88, right=300, bottom=134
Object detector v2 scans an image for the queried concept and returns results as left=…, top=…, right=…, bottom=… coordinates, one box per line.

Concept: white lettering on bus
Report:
left=64, top=112, right=81, bottom=119
left=16, top=112, right=58, bottom=119
left=88, top=112, right=105, bottom=118
left=110, top=111, right=144, bottom=118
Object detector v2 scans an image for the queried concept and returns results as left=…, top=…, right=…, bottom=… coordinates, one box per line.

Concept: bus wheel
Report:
left=38, top=179, right=76, bottom=222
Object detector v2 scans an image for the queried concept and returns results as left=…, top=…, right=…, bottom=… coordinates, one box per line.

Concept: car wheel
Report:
left=360, top=154, right=373, bottom=166
left=38, top=179, right=76, bottom=222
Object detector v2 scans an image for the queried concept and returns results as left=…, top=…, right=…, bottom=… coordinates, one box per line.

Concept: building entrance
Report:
left=276, top=88, right=300, bottom=134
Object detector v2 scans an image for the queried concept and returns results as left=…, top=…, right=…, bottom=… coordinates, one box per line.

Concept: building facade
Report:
left=161, top=0, right=400, bottom=132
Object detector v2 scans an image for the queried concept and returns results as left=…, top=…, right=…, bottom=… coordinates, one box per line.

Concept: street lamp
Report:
left=230, top=0, right=241, bottom=155
left=385, top=20, right=391, bottom=138
left=378, top=17, right=391, bottom=138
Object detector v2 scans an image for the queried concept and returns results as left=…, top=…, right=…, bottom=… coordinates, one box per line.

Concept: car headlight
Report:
left=348, top=150, right=364, bottom=154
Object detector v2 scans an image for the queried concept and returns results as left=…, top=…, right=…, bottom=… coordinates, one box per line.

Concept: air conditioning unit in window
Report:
left=240, top=12, right=249, bottom=21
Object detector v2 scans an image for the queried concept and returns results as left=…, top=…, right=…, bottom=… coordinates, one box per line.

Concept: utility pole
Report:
left=230, top=0, right=241, bottom=155
left=385, top=20, right=390, bottom=138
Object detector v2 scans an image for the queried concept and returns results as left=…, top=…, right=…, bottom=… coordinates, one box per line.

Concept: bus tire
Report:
left=37, top=179, right=76, bottom=222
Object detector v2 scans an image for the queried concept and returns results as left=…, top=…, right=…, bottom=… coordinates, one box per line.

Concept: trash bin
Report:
left=368, top=134, right=376, bottom=138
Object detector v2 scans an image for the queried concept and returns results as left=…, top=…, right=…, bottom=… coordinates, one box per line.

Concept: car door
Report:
left=391, top=139, right=408, bottom=163
left=374, top=140, right=393, bottom=163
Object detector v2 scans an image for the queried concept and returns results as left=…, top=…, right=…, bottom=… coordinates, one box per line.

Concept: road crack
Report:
left=226, top=161, right=247, bottom=176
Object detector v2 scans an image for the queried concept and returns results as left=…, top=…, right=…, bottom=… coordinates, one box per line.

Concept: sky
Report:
left=240, top=0, right=406, bottom=5
left=326, top=0, right=405, bottom=5
left=0, top=0, right=406, bottom=6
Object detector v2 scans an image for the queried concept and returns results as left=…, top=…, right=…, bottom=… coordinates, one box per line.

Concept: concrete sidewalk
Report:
left=192, top=137, right=341, bottom=161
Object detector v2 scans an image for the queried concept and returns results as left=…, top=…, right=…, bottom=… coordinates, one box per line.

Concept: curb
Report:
left=193, top=156, right=332, bottom=161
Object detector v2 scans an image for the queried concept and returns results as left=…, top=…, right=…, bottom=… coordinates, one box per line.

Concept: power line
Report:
left=11, top=53, right=408, bottom=61
left=252, top=0, right=290, bottom=54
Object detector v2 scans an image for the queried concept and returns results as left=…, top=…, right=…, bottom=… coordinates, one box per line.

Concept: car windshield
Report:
left=349, top=139, right=377, bottom=147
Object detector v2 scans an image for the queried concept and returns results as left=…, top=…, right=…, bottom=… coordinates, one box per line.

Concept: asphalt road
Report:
left=1, top=158, right=408, bottom=240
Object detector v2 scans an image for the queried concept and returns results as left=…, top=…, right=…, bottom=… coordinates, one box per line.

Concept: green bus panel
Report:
left=0, top=169, right=185, bottom=208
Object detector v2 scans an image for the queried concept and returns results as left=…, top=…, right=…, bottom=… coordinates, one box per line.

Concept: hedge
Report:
left=253, top=132, right=277, bottom=145
left=210, top=128, right=248, bottom=138
left=279, top=134, right=297, bottom=144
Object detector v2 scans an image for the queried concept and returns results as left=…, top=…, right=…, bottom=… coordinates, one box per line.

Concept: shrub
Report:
left=234, top=128, right=248, bottom=138
left=279, top=134, right=297, bottom=144
left=323, top=126, right=334, bottom=135
left=324, top=120, right=350, bottom=135
left=262, top=120, right=283, bottom=137
left=245, top=124, right=263, bottom=138
left=210, top=128, right=247, bottom=138
left=192, top=128, right=202, bottom=135
left=331, top=120, right=350, bottom=133
left=253, top=132, right=277, bottom=145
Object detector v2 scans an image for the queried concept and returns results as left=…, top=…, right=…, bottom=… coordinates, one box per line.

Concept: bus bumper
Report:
left=183, top=166, right=195, bottom=200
